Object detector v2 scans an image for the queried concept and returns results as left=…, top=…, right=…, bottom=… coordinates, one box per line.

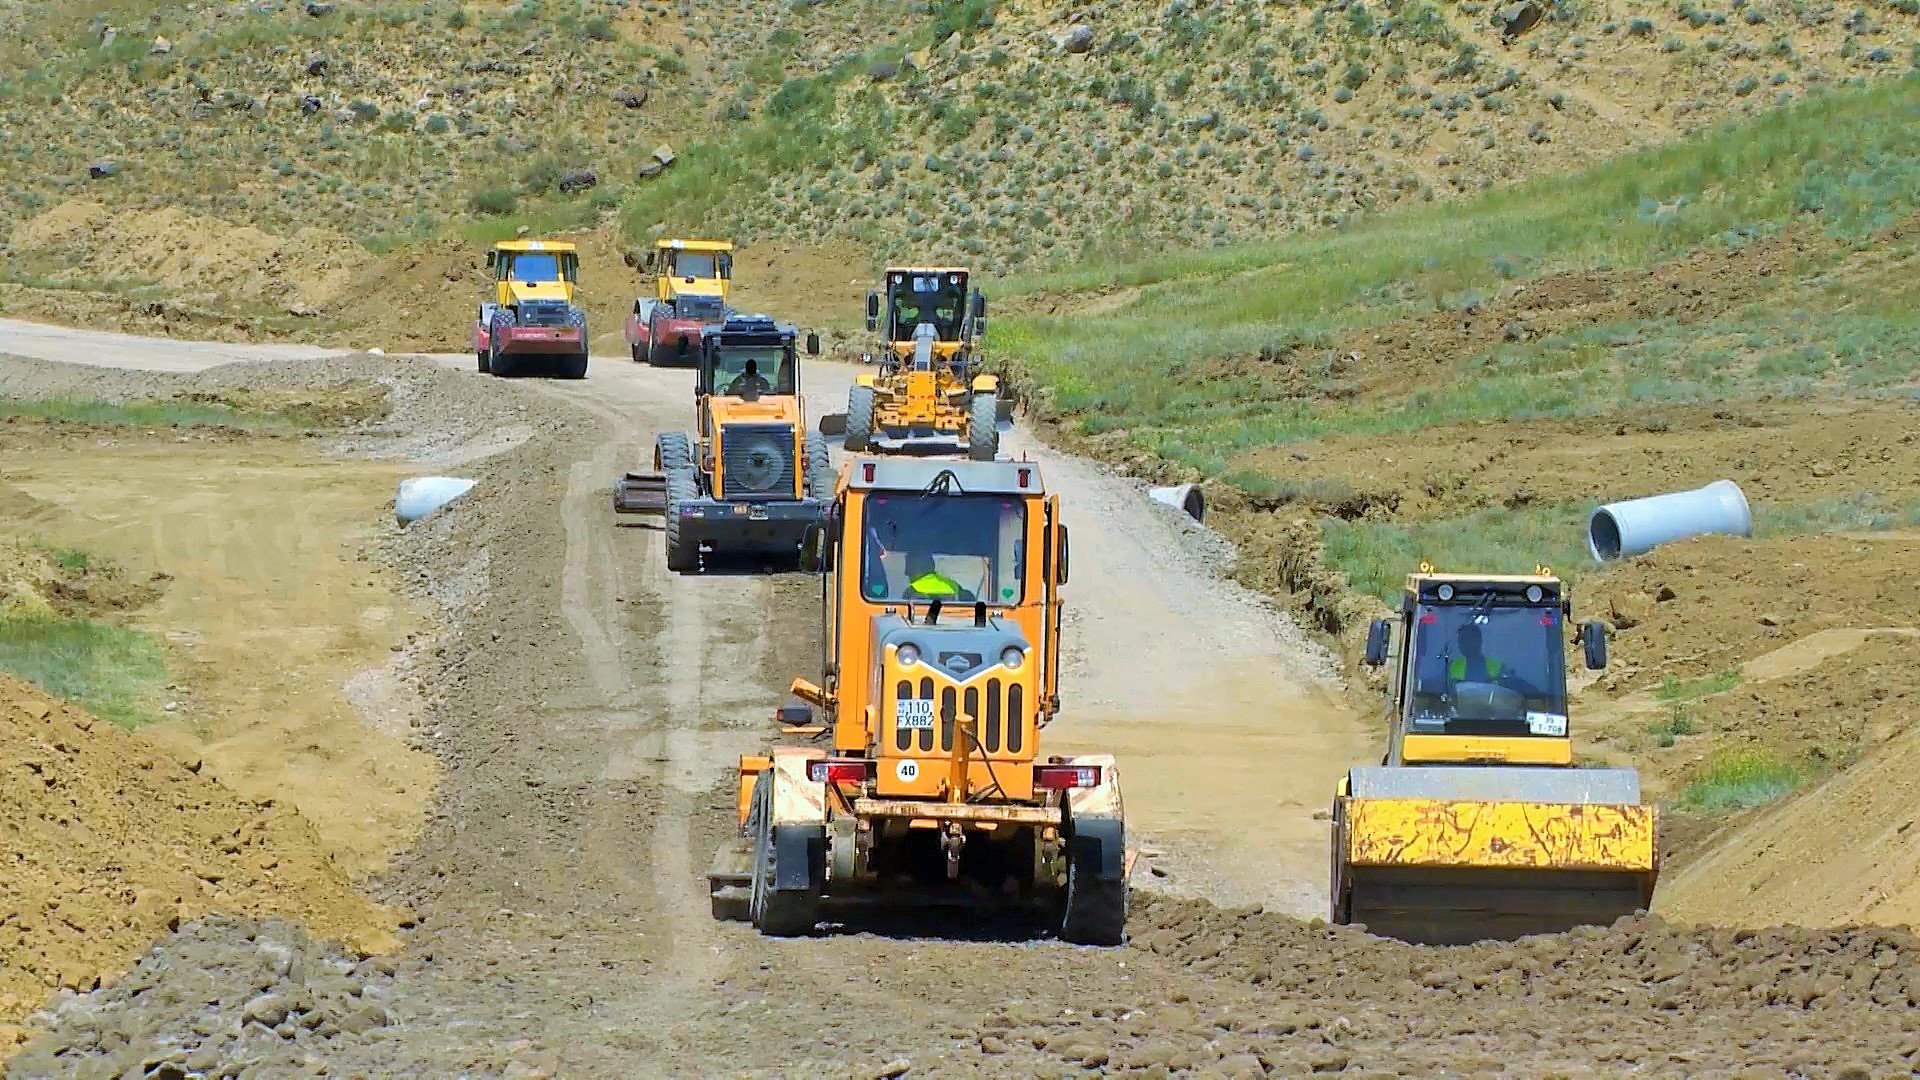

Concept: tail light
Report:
left=1034, top=764, right=1102, bottom=790
left=806, top=758, right=874, bottom=784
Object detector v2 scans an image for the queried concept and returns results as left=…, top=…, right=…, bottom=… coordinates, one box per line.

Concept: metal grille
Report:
left=891, top=676, right=1026, bottom=756
left=719, top=424, right=795, bottom=499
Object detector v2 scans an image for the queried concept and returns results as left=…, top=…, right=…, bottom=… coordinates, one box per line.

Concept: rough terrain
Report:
left=0, top=321, right=1915, bottom=1075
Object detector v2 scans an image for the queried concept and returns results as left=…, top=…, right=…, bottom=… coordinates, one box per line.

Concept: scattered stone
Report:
left=1497, top=0, right=1543, bottom=38
left=300, top=95, right=323, bottom=114
left=651, top=144, right=676, bottom=167
left=304, top=0, right=334, bottom=15
left=86, top=161, right=120, bottom=180
left=1060, top=25, right=1095, bottom=53
left=305, top=53, right=330, bottom=76
left=150, top=36, right=173, bottom=55
left=556, top=170, right=597, bottom=194
left=611, top=86, right=649, bottom=109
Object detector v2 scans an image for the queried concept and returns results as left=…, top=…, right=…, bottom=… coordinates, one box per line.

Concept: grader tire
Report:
left=663, top=465, right=699, bottom=573
left=967, top=391, right=998, bottom=462
left=805, top=432, right=834, bottom=502
left=656, top=431, right=693, bottom=473
left=748, top=773, right=819, bottom=937
left=845, top=386, right=876, bottom=452
left=1060, top=819, right=1128, bottom=946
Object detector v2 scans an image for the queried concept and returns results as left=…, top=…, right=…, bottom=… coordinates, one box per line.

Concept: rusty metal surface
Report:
left=613, top=471, right=667, bottom=514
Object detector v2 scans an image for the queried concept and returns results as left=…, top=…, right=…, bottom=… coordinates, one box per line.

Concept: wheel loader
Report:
left=707, top=457, right=1129, bottom=944
left=1329, top=564, right=1658, bottom=945
left=624, top=237, right=734, bottom=366
left=611, top=314, right=830, bottom=572
left=821, top=267, right=1011, bottom=461
left=471, top=239, right=589, bottom=379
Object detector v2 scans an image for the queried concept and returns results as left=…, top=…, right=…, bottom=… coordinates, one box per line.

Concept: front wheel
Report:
left=748, top=772, right=820, bottom=937
left=804, top=431, right=834, bottom=502
left=1059, top=817, right=1128, bottom=946
left=845, top=386, right=876, bottom=452
left=967, top=391, right=998, bottom=462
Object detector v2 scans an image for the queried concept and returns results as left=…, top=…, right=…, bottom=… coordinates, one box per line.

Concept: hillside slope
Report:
left=4, top=0, right=1915, bottom=341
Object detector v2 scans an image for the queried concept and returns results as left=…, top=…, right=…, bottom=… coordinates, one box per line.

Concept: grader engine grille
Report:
left=720, top=425, right=795, bottom=499
left=892, top=678, right=1025, bottom=754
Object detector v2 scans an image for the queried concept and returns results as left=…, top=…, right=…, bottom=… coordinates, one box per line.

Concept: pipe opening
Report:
left=1589, top=509, right=1622, bottom=562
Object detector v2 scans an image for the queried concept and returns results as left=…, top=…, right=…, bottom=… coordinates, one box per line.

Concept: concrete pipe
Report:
left=1149, top=483, right=1206, bottom=523
left=396, top=476, right=476, bottom=525
left=1588, top=479, right=1751, bottom=562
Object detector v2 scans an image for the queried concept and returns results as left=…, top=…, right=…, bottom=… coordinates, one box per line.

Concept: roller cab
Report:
left=1330, top=564, right=1658, bottom=945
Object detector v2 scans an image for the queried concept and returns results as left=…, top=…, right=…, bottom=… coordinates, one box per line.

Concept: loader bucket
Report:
left=613, top=471, right=668, bottom=514
left=1336, top=766, right=1656, bottom=945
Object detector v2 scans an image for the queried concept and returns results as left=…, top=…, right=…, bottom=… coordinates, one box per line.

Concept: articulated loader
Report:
left=612, top=314, right=829, bottom=572
left=471, top=239, right=589, bottom=379
left=625, top=237, right=734, bottom=366
left=1330, top=564, right=1658, bottom=945
left=707, top=457, right=1129, bottom=944
left=824, top=267, right=1010, bottom=461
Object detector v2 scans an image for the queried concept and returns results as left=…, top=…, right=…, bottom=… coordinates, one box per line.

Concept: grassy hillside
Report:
left=3, top=0, right=1915, bottom=334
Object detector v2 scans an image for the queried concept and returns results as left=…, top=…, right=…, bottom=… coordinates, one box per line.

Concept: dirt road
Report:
left=9, top=320, right=1920, bottom=1075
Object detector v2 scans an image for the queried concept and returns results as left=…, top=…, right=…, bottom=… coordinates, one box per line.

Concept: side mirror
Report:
left=1056, top=525, right=1070, bottom=586
left=1582, top=620, right=1609, bottom=670
left=633, top=300, right=642, bottom=315
left=1363, top=619, right=1391, bottom=666
left=805, top=332, right=820, bottom=356
left=643, top=252, right=656, bottom=272
left=972, top=292, right=986, bottom=319
left=719, top=253, right=732, bottom=278
left=865, top=291, right=880, bottom=331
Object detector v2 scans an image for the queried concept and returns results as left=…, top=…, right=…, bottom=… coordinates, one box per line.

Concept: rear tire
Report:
left=845, top=385, right=876, bottom=452
left=663, top=464, right=699, bottom=573
left=749, top=773, right=820, bottom=937
left=1060, top=819, right=1128, bottom=946
left=477, top=349, right=490, bottom=374
left=805, top=431, right=834, bottom=501
left=561, top=352, right=589, bottom=379
left=967, top=391, right=998, bottom=461
left=657, top=431, right=693, bottom=473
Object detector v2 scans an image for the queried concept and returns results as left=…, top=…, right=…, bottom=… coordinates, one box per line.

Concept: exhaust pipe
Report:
left=1149, top=483, right=1205, bottom=523
left=1588, top=479, right=1752, bottom=561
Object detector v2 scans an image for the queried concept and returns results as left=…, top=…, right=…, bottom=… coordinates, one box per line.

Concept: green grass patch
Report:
left=994, top=75, right=1920, bottom=456
left=1321, top=491, right=1920, bottom=605
left=1321, top=505, right=1591, bottom=603
left=1646, top=703, right=1699, bottom=748
left=44, top=544, right=92, bottom=573
left=0, top=397, right=286, bottom=429
left=1658, top=669, right=1741, bottom=702
left=1678, top=747, right=1805, bottom=812
left=0, top=614, right=167, bottom=728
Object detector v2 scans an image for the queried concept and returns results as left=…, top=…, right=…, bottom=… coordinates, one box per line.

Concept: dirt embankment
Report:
left=0, top=677, right=396, bottom=1046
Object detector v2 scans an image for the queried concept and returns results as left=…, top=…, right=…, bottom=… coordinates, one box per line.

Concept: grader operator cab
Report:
left=1329, top=565, right=1658, bottom=945
left=471, top=239, right=589, bottom=379
left=825, top=267, right=1010, bottom=461
left=625, top=237, right=735, bottom=366
left=612, top=314, right=829, bottom=572
left=707, top=458, right=1128, bottom=944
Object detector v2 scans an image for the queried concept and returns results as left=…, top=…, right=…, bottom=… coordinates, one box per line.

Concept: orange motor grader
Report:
left=706, top=457, right=1129, bottom=944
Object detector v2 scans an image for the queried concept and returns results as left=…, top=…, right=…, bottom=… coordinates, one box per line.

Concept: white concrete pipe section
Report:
left=396, top=476, right=476, bottom=525
left=1588, top=479, right=1752, bottom=562
left=1149, top=483, right=1206, bottom=523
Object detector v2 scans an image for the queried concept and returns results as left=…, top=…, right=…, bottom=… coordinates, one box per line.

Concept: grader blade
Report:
left=1340, top=766, right=1657, bottom=946
left=613, top=471, right=668, bottom=514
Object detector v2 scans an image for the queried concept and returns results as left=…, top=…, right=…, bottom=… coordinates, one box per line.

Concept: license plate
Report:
left=895, top=698, right=935, bottom=729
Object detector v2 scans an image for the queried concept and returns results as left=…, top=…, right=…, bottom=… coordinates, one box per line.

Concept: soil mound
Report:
left=0, top=677, right=396, bottom=1045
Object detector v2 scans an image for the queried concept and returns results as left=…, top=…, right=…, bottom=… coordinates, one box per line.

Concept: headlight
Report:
left=896, top=643, right=920, bottom=666
left=1000, top=646, right=1025, bottom=668
left=1436, top=583, right=1454, bottom=601
left=1525, top=584, right=1544, bottom=603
